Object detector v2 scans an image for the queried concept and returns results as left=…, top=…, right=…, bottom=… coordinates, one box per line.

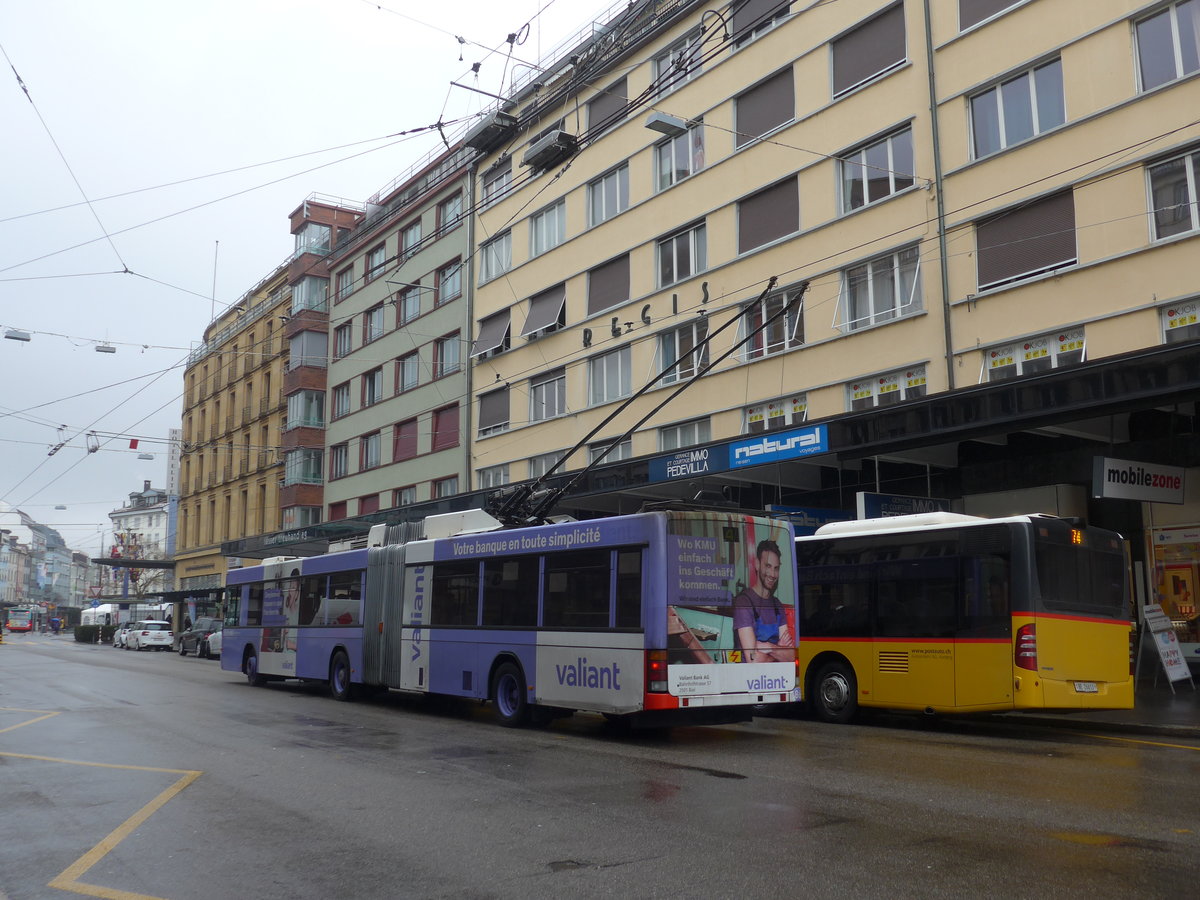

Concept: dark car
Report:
left=178, top=617, right=223, bottom=657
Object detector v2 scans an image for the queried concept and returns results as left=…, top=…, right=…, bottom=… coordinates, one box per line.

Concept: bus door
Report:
left=364, top=544, right=406, bottom=687
left=872, top=558, right=956, bottom=709
left=953, top=568, right=1013, bottom=709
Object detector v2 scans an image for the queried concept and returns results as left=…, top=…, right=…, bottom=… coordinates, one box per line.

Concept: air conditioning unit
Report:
left=521, top=129, right=578, bottom=171
left=464, top=111, right=518, bottom=153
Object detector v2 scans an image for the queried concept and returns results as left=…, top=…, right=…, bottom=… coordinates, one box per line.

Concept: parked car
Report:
left=126, top=620, right=173, bottom=651
left=199, top=623, right=222, bottom=659
left=178, top=617, right=222, bottom=657
left=113, top=622, right=132, bottom=648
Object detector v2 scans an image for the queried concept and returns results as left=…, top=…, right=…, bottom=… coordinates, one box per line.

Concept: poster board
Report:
left=1142, top=603, right=1194, bottom=686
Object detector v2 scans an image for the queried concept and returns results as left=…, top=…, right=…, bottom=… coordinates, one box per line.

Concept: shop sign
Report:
left=649, top=446, right=728, bottom=482
left=1092, top=457, right=1185, bottom=504
left=856, top=492, right=951, bottom=519
left=728, top=424, right=827, bottom=469
left=1142, top=603, right=1193, bottom=683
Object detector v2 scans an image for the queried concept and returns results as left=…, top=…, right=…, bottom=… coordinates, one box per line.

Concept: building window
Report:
left=291, top=276, right=328, bottom=313
left=745, top=284, right=805, bottom=356
left=294, top=222, right=331, bottom=256
left=657, top=222, right=706, bottom=287
left=335, top=267, right=354, bottom=303
left=286, top=390, right=324, bottom=429
left=394, top=486, right=417, bottom=507
left=363, top=304, right=386, bottom=343
left=329, top=443, right=348, bottom=479
left=360, top=432, right=381, bottom=471
left=397, top=352, right=420, bottom=393
left=1136, top=2, right=1200, bottom=92
left=971, top=59, right=1064, bottom=158
left=652, top=28, right=703, bottom=94
left=655, top=121, right=704, bottom=191
left=959, top=0, right=1021, bottom=30
left=659, top=319, right=709, bottom=385
left=397, top=283, right=421, bottom=324
left=1148, top=146, right=1200, bottom=239
left=331, top=382, right=350, bottom=419
left=361, top=368, right=384, bottom=407
left=588, top=76, right=627, bottom=136
left=328, top=501, right=348, bottom=521
left=437, top=193, right=463, bottom=232
left=333, top=323, right=353, bottom=359
left=281, top=506, right=322, bottom=529
left=433, top=333, right=461, bottom=378
left=660, top=418, right=710, bottom=451
left=521, top=284, right=566, bottom=339
left=985, top=329, right=1085, bottom=381
left=744, top=396, right=808, bottom=434
left=401, top=220, right=422, bottom=260
left=842, top=127, right=914, bottom=212
left=479, top=232, right=512, bottom=283
left=847, top=366, right=927, bottom=410
left=528, top=452, right=560, bottom=479
left=738, top=178, right=799, bottom=253
left=436, top=260, right=462, bottom=304
left=732, top=0, right=790, bottom=47
left=589, top=346, right=631, bottom=406
left=284, top=448, right=323, bottom=485
left=431, top=404, right=459, bottom=451
left=1162, top=300, right=1200, bottom=343
left=588, top=164, right=629, bottom=226
left=587, top=253, right=630, bottom=315
left=832, top=3, right=906, bottom=97
left=530, top=368, right=567, bottom=422
left=477, top=464, right=510, bottom=489
left=393, top=419, right=418, bottom=461
left=478, top=386, right=510, bottom=436
left=735, top=68, right=794, bottom=148
left=589, top=437, right=632, bottom=464
left=359, top=494, right=380, bottom=516
left=288, top=331, right=327, bottom=369
left=482, top=159, right=512, bottom=207
left=530, top=201, right=566, bottom=257
left=433, top=476, right=460, bottom=499
left=840, top=246, right=922, bottom=332
left=365, top=244, right=387, bottom=281
left=976, top=191, right=1076, bottom=290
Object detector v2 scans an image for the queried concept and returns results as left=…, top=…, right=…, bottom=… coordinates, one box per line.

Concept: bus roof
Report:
left=806, top=511, right=1044, bottom=539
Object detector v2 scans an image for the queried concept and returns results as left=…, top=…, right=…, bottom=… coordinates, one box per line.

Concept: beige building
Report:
left=176, top=264, right=293, bottom=591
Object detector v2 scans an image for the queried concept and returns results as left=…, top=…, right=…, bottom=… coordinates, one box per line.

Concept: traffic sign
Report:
left=91, top=599, right=100, bottom=609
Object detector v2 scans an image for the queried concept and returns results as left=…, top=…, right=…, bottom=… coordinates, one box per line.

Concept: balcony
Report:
left=258, top=450, right=274, bottom=468
left=225, top=415, right=234, bottom=433
left=241, top=405, right=252, bottom=426
left=223, top=463, right=233, bottom=482
left=206, top=472, right=217, bottom=487
left=192, top=477, right=202, bottom=494
left=239, top=458, right=251, bottom=475
left=208, top=425, right=218, bottom=441
left=213, top=371, right=224, bottom=392
left=259, top=397, right=271, bottom=417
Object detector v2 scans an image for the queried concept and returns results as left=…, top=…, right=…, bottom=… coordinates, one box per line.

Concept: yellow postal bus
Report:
left=794, top=513, right=1134, bottom=722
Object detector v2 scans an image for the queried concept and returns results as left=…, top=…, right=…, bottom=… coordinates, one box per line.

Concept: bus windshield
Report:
left=1034, top=525, right=1127, bottom=618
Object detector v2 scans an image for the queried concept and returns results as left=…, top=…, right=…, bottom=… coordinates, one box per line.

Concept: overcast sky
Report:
left=0, top=0, right=607, bottom=557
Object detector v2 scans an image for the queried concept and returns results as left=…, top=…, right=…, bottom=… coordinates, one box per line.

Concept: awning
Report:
left=471, top=310, right=511, bottom=357
left=479, top=387, right=510, bottom=431
left=521, top=283, right=566, bottom=336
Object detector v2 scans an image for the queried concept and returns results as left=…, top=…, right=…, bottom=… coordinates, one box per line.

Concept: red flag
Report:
left=129, top=439, right=139, bottom=449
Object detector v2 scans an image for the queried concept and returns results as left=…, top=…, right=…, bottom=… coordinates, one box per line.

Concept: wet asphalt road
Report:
left=2, top=633, right=1198, bottom=900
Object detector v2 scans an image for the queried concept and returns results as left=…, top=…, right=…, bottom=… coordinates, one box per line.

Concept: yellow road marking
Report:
left=1083, top=733, right=1200, bottom=752
left=1, top=745, right=202, bottom=900
left=0, top=706, right=62, bottom=734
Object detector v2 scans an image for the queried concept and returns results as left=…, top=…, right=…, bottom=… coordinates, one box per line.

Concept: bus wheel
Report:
left=812, top=660, right=858, bottom=724
left=491, top=662, right=530, bottom=727
left=245, top=651, right=267, bottom=687
left=329, top=650, right=356, bottom=702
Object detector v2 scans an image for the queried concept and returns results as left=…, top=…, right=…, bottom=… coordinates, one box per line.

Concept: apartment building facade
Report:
left=462, top=0, right=1199, bottom=649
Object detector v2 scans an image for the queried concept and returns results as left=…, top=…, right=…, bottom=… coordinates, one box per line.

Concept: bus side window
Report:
left=298, top=576, right=323, bottom=626
left=225, top=592, right=241, bottom=627
left=247, top=583, right=264, bottom=626
left=481, top=557, right=538, bottom=627
left=430, top=560, right=480, bottom=626
left=543, top=549, right=610, bottom=629
left=325, top=572, right=362, bottom=626
left=615, top=550, right=642, bottom=629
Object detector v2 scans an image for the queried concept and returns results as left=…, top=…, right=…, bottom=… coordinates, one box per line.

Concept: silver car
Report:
left=126, top=620, right=173, bottom=651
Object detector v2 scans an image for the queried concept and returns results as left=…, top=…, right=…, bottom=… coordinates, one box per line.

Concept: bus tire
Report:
left=491, top=662, right=530, bottom=727
left=245, top=650, right=267, bottom=687
left=812, top=660, right=858, bottom=724
left=329, top=650, right=355, bottom=702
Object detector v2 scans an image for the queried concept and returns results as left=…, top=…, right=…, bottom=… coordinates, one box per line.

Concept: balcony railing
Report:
left=223, top=464, right=233, bottom=482
left=225, top=415, right=234, bottom=433
left=206, top=472, right=217, bottom=487
left=259, top=398, right=271, bottom=417
left=241, top=405, right=252, bottom=426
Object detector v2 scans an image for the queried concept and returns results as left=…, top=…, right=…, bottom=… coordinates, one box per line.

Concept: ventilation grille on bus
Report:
left=877, top=651, right=909, bottom=673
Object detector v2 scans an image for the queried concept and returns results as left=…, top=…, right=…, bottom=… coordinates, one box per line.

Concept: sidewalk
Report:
left=1005, top=676, right=1200, bottom=739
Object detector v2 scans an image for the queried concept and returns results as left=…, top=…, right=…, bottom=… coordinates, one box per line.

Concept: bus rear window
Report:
left=1035, top=540, right=1127, bottom=618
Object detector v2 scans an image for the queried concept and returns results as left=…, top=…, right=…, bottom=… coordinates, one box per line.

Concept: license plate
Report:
left=1074, top=681, right=1098, bottom=693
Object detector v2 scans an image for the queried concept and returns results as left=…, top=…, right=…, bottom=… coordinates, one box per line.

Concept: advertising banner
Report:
left=1093, top=457, right=1185, bottom=504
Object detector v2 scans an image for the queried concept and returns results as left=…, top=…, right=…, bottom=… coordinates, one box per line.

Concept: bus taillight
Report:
left=1015, top=623, right=1037, bottom=671
left=647, top=650, right=668, bottom=693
